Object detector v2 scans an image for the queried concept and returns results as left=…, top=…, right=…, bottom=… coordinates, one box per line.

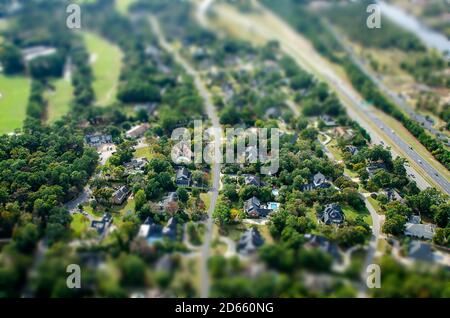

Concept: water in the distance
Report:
left=378, top=1, right=450, bottom=56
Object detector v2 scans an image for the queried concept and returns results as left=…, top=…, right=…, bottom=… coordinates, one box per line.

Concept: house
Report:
left=112, top=185, right=131, bottom=205
left=404, top=223, right=435, bottom=240
left=126, top=123, right=150, bottom=139
left=158, top=192, right=178, bottom=211
left=85, top=134, right=113, bottom=148
left=366, top=162, right=387, bottom=177
left=162, top=217, right=178, bottom=240
left=408, top=241, right=434, bottom=263
left=334, top=127, right=355, bottom=139
left=271, top=188, right=280, bottom=197
left=176, top=167, right=191, bottom=187
left=137, top=217, right=154, bottom=238
left=145, top=45, right=161, bottom=57
left=237, top=228, right=265, bottom=256
left=221, top=83, right=235, bottom=102
left=319, top=203, right=345, bottom=225
left=264, top=107, right=281, bottom=119
left=409, top=215, right=422, bottom=224
left=137, top=217, right=164, bottom=244
left=345, top=145, right=359, bottom=156
left=91, top=213, right=113, bottom=235
left=244, top=197, right=276, bottom=218
left=134, top=103, right=157, bottom=115
left=385, top=188, right=404, bottom=203
left=244, top=174, right=261, bottom=187
left=21, top=46, right=57, bottom=62
left=313, top=172, right=327, bottom=188
left=124, top=157, right=148, bottom=174
left=172, top=143, right=193, bottom=164
left=304, top=234, right=342, bottom=261
left=301, top=172, right=330, bottom=191
left=319, top=115, right=337, bottom=127
left=244, top=197, right=261, bottom=218
left=245, top=145, right=258, bottom=163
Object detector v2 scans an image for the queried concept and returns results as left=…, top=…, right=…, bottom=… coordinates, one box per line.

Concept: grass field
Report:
left=83, top=32, right=123, bottom=106
left=342, top=204, right=372, bottom=226
left=70, top=213, right=90, bottom=238
left=116, top=0, right=136, bottom=14
left=0, top=75, right=31, bottom=134
left=45, top=79, right=73, bottom=123
left=134, top=146, right=153, bottom=160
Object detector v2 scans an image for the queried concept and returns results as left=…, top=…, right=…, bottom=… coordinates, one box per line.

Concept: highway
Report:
left=150, top=15, right=222, bottom=298
left=325, top=21, right=449, bottom=147
left=205, top=0, right=450, bottom=195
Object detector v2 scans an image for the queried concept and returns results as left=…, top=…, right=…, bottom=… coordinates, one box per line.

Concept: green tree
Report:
left=176, top=187, right=189, bottom=203
left=135, top=189, right=147, bottom=212
left=213, top=203, right=232, bottom=227
left=383, top=214, right=407, bottom=235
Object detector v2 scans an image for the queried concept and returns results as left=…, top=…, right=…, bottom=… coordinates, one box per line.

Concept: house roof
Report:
left=113, top=185, right=130, bottom=202
left=244, top=197, right=261, bottom=212
left=408, top=241, right=434, bottom=262
left=366, top=162, right=387, bottom=176
left=320, top=115, right=337, bottom=126
left=162, top=217, right=178, bottom=239
left=404, top=223, right=435, bottom=240
left=91, top=213, right=112, bottom=234
left=313, top=172, right=326, bottom=187
left=238, top=228, right=265, bottom=255
left=321, top=203, right=344, bottom=225
left=409, top=215, right=421, bottom=224
left=244, top=174, right=261, bottom=186
left=385, top=188, right=404, bottom=202
left=304, top=234, right=342, bottom=261
left=176, top=167, right=191, bottom=180
left=345, top=145, right=359, bottom=155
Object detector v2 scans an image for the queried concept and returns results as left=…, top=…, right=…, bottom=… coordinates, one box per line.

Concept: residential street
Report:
left=64, top=186, right=92, bottom=213
left=150, top=15, right=222, bottom=298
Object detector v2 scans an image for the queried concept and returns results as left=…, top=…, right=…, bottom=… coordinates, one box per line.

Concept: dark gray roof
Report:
left=304, top=234, right=342, bottom=261
left=408, top=241, right=434, bottom=262
left=112, top=185, right=130, bottom=203
left=345, top=145, right=359, bottom=155
left=176, top=167, right=191, bottom=180
left=91, top=213, right=113, bottom=234
left=244, top=174, right=261, bottom=186
left=238, top=228, right=265, bottom=255
left=313, top=172, right=326, bottom=187
left=244, top=196, right=261, bottom=213
left=366, top=162, right=387, bottom=176
left=163, top=217, right=178, bottom=240
left=320, top=203, right=344, bottom=225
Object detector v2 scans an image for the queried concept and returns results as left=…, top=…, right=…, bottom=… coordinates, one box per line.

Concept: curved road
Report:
left=150, top=16, right=222, bottom=298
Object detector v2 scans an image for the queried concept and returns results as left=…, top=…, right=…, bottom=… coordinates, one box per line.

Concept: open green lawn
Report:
left=0, top=19, right=7, bottom=33
left=134, top=147, right=153, bottom=160
left=83, top=32, right=123, bottom=106
left=45, top=79, right=73, bottom=123
left=0, top=75, right=31, bottom=134
left=116, top=0, right=137, bottom=14
left=200, top=193, right=211, bottom=211
left=342, top=204, right=372, bottom=226
left=118, top=198, right=135, bottom=215
left=70, top=213, right=90, bottom=237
